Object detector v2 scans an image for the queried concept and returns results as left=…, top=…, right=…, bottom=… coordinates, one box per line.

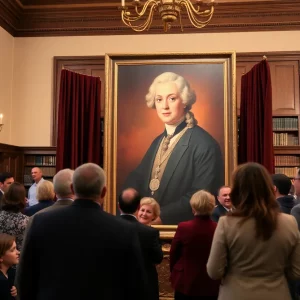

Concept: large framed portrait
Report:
left=104, top=52, right=237, bottom=226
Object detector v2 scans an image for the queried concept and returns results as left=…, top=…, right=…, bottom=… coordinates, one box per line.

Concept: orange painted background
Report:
left=116, top=63, right=225, bottom=195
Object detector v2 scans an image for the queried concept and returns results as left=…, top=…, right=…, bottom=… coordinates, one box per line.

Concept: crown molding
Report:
left=0, top=0, right=300, bottom=37
left=0, top=0, right=21, bottom=35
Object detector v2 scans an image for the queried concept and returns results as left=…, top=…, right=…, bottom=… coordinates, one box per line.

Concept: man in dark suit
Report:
left=211, top=185, right=231, bottom=222
left=122, top=72, right=224, bottom=225
left=17, top=163, right=147, bottom=300
left=272, top=173, right=295, bottom=214
left=123, top=122, right=224, bottom=225
left=119, top=188, right=163, bottom=300
left=0, top=172, right=14, bottom=208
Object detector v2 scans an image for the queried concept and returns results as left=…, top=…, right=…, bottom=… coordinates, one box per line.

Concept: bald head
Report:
left=31, top=167, right=43, bottom=183
left=72, top=163, right=106, bottom=203
left=118, top=188, right=141, bottom=214
left=122, top=188, right=138, bottom=202
left=53, top=168, right=74, bottom=199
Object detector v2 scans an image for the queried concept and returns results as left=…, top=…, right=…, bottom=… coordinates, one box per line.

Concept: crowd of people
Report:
left=0, top=162, right=300, bottom=299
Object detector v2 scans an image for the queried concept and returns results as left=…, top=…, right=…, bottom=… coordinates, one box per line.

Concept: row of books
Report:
left=25, top=155, right=56, bottom=166
left=273, top=133, right=299, bottom=146
left=24, top=166, right=56, bottom=177
left=275, top=167, right=298, bottom=178
left=273, top=117, right=298, bottom=130
left=23, top=174, right=32, bottom=186
left=274, top=155, right=300, bottom=166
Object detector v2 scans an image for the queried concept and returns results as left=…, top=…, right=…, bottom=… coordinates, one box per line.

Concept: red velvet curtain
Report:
left=238, top=59, right=274, bottom=173
left=56, top=69, right=102, bottom=172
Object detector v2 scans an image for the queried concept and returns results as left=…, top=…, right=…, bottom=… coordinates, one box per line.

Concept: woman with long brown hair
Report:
left=207, top=162, right=300, bottom=300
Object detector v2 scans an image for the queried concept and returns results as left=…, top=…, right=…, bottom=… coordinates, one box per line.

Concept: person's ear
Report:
left=101, top=186, right=107, bottom=199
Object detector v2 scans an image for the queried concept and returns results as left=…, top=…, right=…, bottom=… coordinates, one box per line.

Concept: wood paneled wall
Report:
left=236, top=52, right=300, bottom=116
left=0, top=144, right=23, bottom=183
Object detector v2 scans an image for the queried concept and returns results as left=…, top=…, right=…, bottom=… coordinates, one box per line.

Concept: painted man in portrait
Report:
left=122, top=72, right=224, bottom=225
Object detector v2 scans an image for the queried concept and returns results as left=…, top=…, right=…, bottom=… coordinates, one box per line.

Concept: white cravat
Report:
left=165, top=117, right=186, bottom=146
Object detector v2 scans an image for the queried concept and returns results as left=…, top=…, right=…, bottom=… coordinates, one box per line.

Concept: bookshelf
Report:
left=273, top=117, right=299, bottom=146
left=23, top=147, right=56, bottom=188
left=273, top=116, right=300, bottom=178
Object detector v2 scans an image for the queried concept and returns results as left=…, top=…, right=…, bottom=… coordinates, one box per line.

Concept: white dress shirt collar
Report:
left=165, top=116, right=186, bottom=135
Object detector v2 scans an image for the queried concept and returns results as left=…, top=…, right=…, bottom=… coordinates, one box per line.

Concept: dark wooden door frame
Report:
left=52, top=56, right=105, bottom=146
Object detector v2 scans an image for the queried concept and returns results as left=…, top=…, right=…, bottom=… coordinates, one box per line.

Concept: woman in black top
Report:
left=0, top=233, right=19, bottom=299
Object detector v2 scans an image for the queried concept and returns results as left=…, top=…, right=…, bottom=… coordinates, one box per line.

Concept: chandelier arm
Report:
left=124, top=6, right=154, bottom=30
left=121, top=0, right=214, bottom=32
left=179, top=0, right=214, bottom=17
left=134, top=0, right=158, bottom=17
left=121, top=0, right=157, bottom=22
left=122, top=4, right=156, bottom=32
left=179, top=11, right=184, bottom=32
left=182, top=3, right=214, bottom=27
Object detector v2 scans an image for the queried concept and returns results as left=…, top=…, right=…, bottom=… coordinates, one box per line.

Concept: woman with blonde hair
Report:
left=170, top=190, right=219, bottom=300
left=138, top=197, right=160, bottom=226
left=24, top=180, right=55, bottom=217
left=207, top=162, right=300, bottom=300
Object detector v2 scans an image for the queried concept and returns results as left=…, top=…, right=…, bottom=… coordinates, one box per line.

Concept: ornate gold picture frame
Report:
left=104, top=52, right=237, bottom=225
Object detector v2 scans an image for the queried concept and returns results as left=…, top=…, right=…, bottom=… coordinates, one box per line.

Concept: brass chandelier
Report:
left=120, top=0, right=215, bottom=32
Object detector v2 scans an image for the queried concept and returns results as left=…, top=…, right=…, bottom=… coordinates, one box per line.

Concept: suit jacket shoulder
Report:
left=211, top=205, right=227, bottom=222
left=17, top=200, right=148, bottom=300
left=120, top=215, right=163, bottom=265
left=190, top=125, right=222, bottom=148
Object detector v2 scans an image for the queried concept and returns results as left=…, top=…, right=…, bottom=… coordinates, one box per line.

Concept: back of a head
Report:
left=73, top=163, right=106, bottom=199
left=3, top=182, right=26, bottom=212
left=190, top=190, right=215, bottom=216
left=53, top=168, right=74, bottom=198
left=118, top=188, right=141, bottom=214
left=272, top=173, right=292, bottom=196
left=230, top=162, right=279, bottom=240
left=36, top=180, right=55, bottom=201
